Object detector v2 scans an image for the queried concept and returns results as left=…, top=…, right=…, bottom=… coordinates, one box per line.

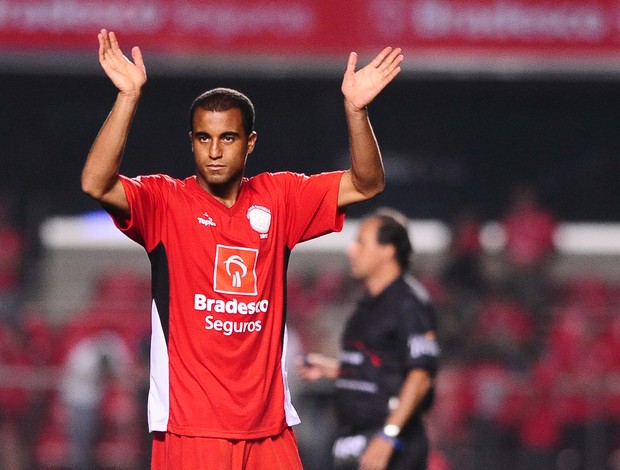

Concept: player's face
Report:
left=347, top=218, right=387, bottom=280
left=190, top=107, right=257, bottom=191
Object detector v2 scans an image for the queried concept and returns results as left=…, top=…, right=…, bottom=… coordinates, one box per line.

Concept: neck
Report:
left=197, top=176, right=242, bottom=208
left=211, top=191, right=239, bottom=208
left=364, top=264, right=401, bottom=297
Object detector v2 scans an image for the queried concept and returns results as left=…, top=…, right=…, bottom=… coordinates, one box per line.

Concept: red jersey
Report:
left=111, top=171, right=345, bottom=439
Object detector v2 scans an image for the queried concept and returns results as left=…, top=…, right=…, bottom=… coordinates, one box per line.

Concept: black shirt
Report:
left=333, top=275, right=440, bottom=433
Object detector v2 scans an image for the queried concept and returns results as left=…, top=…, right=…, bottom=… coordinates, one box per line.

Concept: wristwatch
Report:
left=382, top=424, right=401, bottom=438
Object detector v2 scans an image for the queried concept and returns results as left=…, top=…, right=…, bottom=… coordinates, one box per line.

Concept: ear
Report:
left=188, top=131, right=194, bottom=151
left=383, top=243, right=397, bottom=263
left=247, top=131, right=257, bottom=155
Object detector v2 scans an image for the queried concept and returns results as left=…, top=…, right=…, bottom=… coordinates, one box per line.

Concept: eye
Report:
left=199, top=135, right=210, bottom=143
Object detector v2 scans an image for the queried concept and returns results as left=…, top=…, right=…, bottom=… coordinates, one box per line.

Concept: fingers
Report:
left=347, top=48, right=402, bottom=74
left=98, top=29, right=118, bottom=64
left=97, top=29, right=109, bottom=62
left=109, top=31, right=122, bottom=55
left=131, top=46, right=146, bottom=74
left=345, top=51, right=358, bottom=74
left=372, top=46, right=395, bottom=67
left=374, top=47, right=403, bottom=86
left=98, top=30, right=144, bottom=71
left=349, top=46, right=403, bottom=83
left=98, top=29, right=124, bottom=60
left=375, top=47, right=404, bottom=72
left=98, top=29, right=109, bottom=47
left=98, top=29, right=118, bottom=50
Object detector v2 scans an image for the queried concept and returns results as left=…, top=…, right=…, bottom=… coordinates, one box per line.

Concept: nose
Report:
left=209, top=140, right=222, bottom=159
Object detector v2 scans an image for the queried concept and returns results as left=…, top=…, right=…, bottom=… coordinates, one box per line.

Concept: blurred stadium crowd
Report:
left=1, top=186, right=620, bottom=470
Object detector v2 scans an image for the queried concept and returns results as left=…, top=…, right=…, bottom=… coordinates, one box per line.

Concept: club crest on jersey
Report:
left=197, top=212, right=216, bottom=227
left=214, top=245, right=258, bottom=295
left=247, top=205, right=271, bottom=239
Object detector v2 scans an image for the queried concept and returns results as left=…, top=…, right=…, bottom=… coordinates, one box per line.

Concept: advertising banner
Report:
left=1, top=0, right=620, bottom=63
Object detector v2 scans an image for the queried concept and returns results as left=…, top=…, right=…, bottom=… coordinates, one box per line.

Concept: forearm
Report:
left=385, top=369, right=432, bottom=430
left=321, top=359, right=340, bottom=379
left=360, top=369, right=431, bottom=470
left=310, top=354, right=340, bottom=379
left=341, top=101, right=385, bottom=206
left=81, top=92, right=140, bottom=202
left=298, top=353, right=340, bottom=381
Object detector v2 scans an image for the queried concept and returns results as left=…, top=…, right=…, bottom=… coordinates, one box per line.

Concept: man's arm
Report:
left=81, top=29, right=147, bottom=217
left=359, top=368, right=432, bottom=470
left=338, top=47, right=403, bottom=209
left=296, top=353, right=340, bottom=381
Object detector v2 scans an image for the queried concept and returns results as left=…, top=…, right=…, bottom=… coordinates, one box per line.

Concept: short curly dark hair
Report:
left=189, top=87, right=255, bottom=137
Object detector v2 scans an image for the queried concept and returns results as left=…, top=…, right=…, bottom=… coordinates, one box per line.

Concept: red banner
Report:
left=2, top=0, right=620, bottom=61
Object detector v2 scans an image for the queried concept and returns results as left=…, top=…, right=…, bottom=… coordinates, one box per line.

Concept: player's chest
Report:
left=164, top=196, right=279, bottom=248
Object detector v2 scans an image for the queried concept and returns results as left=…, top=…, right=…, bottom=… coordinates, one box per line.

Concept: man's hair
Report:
left=369, top=207, right=413, bottom=271
left=189, top=87, right=255, bottom=137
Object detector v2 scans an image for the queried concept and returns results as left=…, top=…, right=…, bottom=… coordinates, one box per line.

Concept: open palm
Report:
left=341, top=47, right=403, bottom=110
left=98, top=29, right=147, bottom=94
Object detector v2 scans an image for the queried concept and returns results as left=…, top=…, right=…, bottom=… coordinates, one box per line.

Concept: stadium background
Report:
left=1, top=1, right=620, bottom=469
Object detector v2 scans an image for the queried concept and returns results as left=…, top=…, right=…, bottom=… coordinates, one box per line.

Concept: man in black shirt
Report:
left=298, top=208, right=440, bottom=470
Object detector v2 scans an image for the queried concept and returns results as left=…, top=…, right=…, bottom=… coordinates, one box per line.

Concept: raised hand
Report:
left=98, top=29, right=146, bottom=95
left=341, top=47, right=403, bottom=111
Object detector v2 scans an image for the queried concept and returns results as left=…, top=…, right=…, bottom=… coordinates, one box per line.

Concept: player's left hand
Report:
left=358, top=435, right=394, bottom=470
left=98, top=29, right=146, bottom=96
left=341, top=47, right=403, bottom=111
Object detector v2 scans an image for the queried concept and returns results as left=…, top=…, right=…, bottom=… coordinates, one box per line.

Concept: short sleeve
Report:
left=108, top=175, right=168, bottom=251
left=279, top=171, right=346, bottom=248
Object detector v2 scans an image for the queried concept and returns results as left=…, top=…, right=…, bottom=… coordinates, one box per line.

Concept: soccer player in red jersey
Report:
left=81, top=29, right=402, bottom=469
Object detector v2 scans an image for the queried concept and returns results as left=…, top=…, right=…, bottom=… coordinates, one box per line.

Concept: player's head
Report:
left=189, top=88, right=255, bottom=137
left=371, top=207, right=412, bottom=271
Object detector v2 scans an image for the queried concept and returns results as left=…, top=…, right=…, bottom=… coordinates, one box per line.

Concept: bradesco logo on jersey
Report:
left=214, top=245, right=258, bottom=295
left=199, top=245, right=266, bottom=336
